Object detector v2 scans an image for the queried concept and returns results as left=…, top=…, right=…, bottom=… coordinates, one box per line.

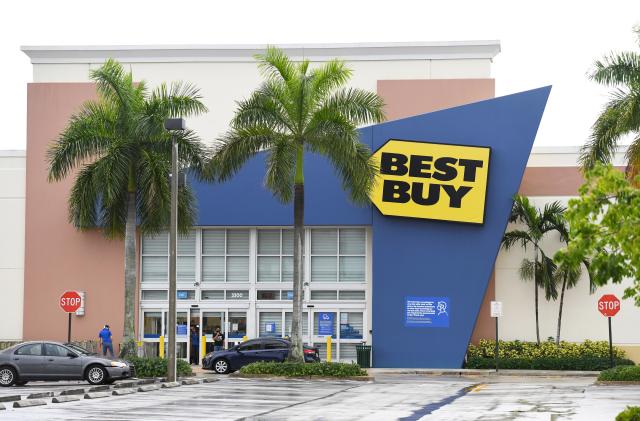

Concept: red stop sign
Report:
left=60, top=291, right=82, bottom=313
left=598, top=294, right=621, bottom=317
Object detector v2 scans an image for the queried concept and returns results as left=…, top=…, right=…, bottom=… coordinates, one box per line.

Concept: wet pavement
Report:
left=0, top=374, right=638, bottom=420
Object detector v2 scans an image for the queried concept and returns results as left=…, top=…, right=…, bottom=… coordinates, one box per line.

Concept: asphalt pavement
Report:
left=0, top=374, right=638, bottom=420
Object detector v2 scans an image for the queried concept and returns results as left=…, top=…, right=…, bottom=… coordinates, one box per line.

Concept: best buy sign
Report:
left=370, top=140, right=491, bottom=224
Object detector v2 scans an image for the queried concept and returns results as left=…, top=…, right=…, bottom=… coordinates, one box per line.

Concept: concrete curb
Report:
left=366, top=369, right=600, bottom=378
left=114, top=380, right=142, bottom=389
left=13, top=399, right=46, bottom=408
left=231, top=373, right=374, bottom=381
left=88, top=385, right=110, bottom=392
left=181, top=378, right=203, bottom=385
left=595, top=380, right=640, bottom=385
left=84, top=392, right=111, bottom=399
left=202, top=378, right=219, bottom=383
left=161, top=381, right=181, bottom=388
left=138, top=384, right=160, bottom=392
left=52, top=396, right=81, bottom=403
left=60, top=388, right=87, bottom=396
left=112, top=389, right=137, bottom=396
left=27, top=391, right=54, bottom=399
left=0, top=395, right=21, bottom=403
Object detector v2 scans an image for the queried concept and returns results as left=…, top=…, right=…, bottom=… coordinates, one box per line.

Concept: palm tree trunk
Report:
left=289, top=143, right=305, bottom=362
left=121, top=189, right=137, bottom=357
left=556, top=274, right=567, bottom=345
left=534, top=246, right=540, bottom=345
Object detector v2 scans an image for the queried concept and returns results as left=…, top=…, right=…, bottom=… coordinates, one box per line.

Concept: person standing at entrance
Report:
left=190, top=326, right=199, bottom=365
left=213, top=327, right=225, bottom=352
left=99, top=324, right=114, bottom=358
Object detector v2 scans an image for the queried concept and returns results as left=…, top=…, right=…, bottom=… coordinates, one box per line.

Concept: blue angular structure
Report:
left=191, top=86, right=551, bottom=367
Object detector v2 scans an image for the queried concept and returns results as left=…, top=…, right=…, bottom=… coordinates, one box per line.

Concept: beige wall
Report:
left=24, top=83, right=129, bottom=347
left=0, top=151, right=25, bottom=341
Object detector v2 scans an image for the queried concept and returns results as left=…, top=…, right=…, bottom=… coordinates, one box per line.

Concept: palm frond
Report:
left=580, top=89, right=640, bottom=169
left=309, top=59, right=352, bottom=101
left=254, top=46, right=296, bottom=83
left=590, top=51, right=640, bottom=86
left=232, top=89, right=293, bottom=133
left=519, top=258, right=536, bottom=282
left=68, top=162, right=100, bottom=229
left=147, top=81, right=208, bottom=118
left=136, top=150, right=171, bottom=234
left=320, top=88, right=386, bottom=126
left=206, top=126, right=281, bottom=181
left=264, top=139, right=296, bottom=203
left=48, top=101, right=117, bottom=181
left=501, top=230, right=533, bottom=251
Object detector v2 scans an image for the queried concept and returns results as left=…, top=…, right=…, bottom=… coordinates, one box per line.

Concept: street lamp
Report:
left=164, top=117, right=186, bottom=382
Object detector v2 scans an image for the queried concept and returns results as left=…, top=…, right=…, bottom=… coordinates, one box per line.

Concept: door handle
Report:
left=48, top=358, right=54, bottom=361
left=13, top=358, right=19, bottom=361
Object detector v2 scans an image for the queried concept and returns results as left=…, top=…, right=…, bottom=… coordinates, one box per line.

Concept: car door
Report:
left=259, top=341, right=288, bottom=362
left=235, top=341, right=264, bottom=366
left=12, top=343, right=44, bottom=379
left=42, top=343, right=83, bottom=379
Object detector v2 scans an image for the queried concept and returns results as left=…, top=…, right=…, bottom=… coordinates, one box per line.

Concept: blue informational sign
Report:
left=405, top=297, right=450, bottom=328
left=265, top=322, right=276, bottom=334
left=286, top=291, right=293, bottom=300
left=317, top=312, right=334, bottom=336
left=177, top=291, right=188, bottom=299
left=176, top=324, right=188, bottom=335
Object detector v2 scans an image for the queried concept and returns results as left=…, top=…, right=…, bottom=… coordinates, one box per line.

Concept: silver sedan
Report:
left=0, top=341, right=133, bottom=387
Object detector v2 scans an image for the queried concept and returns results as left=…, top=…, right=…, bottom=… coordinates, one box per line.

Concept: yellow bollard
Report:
left=326, top=336, right=332, bottom=363
left=159, top=335, right=165, bottom=358
left=201, top=335, right=206, bottom=361
left=242, top=335, right=248, bottom=342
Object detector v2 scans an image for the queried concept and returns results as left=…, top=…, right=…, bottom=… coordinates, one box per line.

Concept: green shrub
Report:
left=599, top=365, right=640, bottom=382
left=125, top=357, right=193, bottom=378
left=616, top=406, right=640, bottom=421
left=468, top=339, right=626, bottom=359
left=466, top=356, right=635, bottom=371
left=239, top=361, right=367, bottom=377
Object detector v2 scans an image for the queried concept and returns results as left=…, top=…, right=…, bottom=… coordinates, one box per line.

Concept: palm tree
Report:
left=553, top=219, right=594, bottom=345
left=206, top=47, right=385, bottom=362
left=48, top=59, right=208, bottom=356
left=501, top=195, right=565, bottom=345
left=580, top=26, right=640, bottom=179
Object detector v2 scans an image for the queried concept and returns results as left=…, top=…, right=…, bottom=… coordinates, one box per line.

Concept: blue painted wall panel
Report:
left=370, top=87, right=550, bottom=367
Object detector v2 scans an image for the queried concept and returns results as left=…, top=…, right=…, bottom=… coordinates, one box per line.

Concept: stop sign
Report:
left=60, top=291, right=82, bottom=313
left=598, top=294, right=621, bottom=317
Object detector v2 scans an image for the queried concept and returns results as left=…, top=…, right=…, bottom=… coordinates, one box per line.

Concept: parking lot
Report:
left=0, top=374, right=639, bottom=420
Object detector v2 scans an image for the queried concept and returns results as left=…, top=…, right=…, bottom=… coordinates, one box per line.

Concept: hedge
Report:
left=616, top=406, right=640, bottom=421
left=468, top=339, right=626, bottom=360
left=125, top=357, right=193, bottom=378
left=466, top=356, right=635, bottom=371
left=239, top=362, right=367, bottom=377
left=599, top=365, right=640, bottom=382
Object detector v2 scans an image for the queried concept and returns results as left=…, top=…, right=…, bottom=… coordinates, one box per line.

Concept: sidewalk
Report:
left=367, top=368, right=600, bottom=377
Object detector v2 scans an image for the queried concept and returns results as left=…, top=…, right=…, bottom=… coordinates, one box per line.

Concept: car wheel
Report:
left=213, top=359, right=230, bottom=374
left=0, top=367, right=17, bottom=387
left=86, top=365, right=107, bottom=385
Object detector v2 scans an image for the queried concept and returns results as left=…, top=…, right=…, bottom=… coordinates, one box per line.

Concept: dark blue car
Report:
left=202, top=338, right=320, bottom=374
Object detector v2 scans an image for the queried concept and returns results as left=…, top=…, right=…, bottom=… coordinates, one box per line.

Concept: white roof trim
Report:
left=21, top=41, right=501, bottom=64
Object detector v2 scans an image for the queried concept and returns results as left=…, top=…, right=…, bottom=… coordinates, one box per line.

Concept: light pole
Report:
left=164, top=118, right=186, bottom=382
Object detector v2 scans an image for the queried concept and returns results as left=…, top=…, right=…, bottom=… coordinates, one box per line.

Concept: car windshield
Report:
left=63, top=343, right=93, bottom=355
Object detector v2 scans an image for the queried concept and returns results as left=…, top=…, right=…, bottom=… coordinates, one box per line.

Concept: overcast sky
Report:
left=2, top=0, right=639, bottom=150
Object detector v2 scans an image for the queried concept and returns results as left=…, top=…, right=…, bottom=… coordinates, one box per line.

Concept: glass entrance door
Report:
left=201, top=311, right=224, bottom=356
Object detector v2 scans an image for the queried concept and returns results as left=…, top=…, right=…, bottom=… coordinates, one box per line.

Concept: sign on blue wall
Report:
left=317, top=312, right=334, bottom=336
left=177, top=324, right=188, bottom=335
left=405, top=296, right=450, bottom=328
left=265, top=322, right=276, bottom=334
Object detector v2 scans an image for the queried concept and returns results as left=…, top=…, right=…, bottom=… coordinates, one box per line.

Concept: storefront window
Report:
left=257, top=229, right=294, bottom=282
left=202, top=229, right=250, bottom=282
left=143, top=312, right=162, bottom=338
left=285, top=312, right=309, bottom=337
left=311, top=229, right=365, bottom=283
left=228, top=312, right=246, bottom=338
left=257, top=290, right=279, bottom=300
left=141, top=290, right=167, bottom=300
left=259, top=312, right=282, bottom=337
left=340, top=312, right=363, bottom=339
left=202, top=312, right=223, bottom=338
left=141, top=231, right=196, bottom=283
left=313, top=312, right=337, bottom=339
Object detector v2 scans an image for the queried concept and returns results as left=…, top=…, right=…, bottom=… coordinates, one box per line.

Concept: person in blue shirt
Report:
left=190, top=326, right=200, bottom=365
left=98, top=324, right=114, bottom=358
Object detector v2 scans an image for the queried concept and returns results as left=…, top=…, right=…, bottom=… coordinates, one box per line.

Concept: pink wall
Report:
left=24, top=83, right=137, bottom=348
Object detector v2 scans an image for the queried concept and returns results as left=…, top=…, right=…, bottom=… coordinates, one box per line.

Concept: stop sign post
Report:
left=598, top=294, right=621, bottom=368
left=60, top=291, right=82, bottom=342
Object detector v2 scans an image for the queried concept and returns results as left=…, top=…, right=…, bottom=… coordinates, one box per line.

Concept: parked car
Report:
left=202, top=338, right=320, bottom=374
left=0, top=341, right=133, bottom=387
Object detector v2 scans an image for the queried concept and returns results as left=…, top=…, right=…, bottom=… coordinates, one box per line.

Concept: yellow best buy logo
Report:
left=370, top=140, right=490, bottom=224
